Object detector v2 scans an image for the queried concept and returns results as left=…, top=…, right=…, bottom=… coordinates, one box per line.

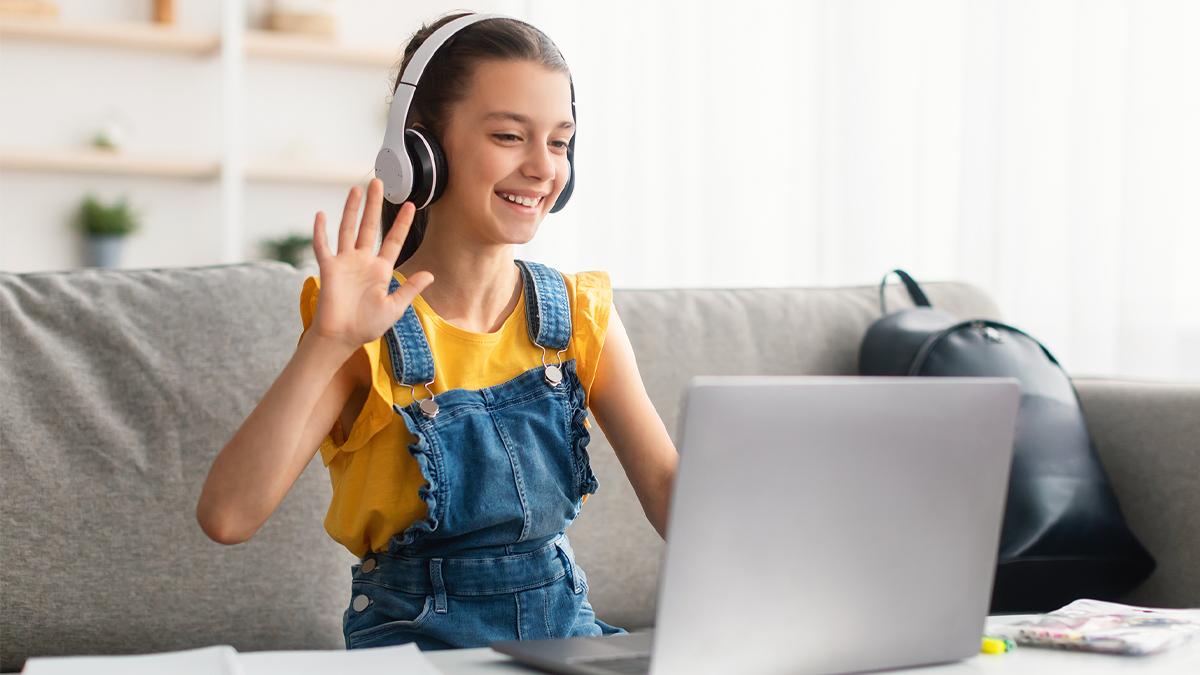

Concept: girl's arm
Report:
left=588, top=308, right=679, bottom=538
left=196, top=180, right=432, bottom=544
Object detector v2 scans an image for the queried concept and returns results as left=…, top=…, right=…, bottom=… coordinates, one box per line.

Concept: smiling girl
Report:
left=196, top=13, right=678, bottom=650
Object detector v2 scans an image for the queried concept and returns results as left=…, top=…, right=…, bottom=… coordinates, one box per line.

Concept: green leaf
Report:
left=76, top=195, right=140, bottom=237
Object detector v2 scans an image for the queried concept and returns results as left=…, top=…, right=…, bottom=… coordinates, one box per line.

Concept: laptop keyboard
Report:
left=582, top=656, right=651, bottom=675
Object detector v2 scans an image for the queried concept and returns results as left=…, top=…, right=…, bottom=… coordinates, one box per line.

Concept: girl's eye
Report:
left=494, top=133, right=521, bottom=142
left=550, top=140, right=569, bottom=150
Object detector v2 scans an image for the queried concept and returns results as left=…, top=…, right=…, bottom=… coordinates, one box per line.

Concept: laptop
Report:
left=493, top=376, right=1021, bottom=675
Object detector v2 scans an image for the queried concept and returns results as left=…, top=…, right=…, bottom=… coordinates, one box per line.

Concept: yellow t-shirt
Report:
left=299, top=268, right=612, bottom=559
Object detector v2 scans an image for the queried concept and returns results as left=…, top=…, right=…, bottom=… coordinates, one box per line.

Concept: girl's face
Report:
left=429, top=59, right=575, bottom=247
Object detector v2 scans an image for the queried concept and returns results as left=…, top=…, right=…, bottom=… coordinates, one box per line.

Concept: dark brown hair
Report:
left=382, top=13, right=571, bottom=267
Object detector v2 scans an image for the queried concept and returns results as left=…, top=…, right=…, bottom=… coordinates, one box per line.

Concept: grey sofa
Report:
left=2, top=262, right=1197, bottom=672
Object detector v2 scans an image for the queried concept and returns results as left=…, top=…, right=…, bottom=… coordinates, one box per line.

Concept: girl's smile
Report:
left=495, top=189, right=548, bottom=212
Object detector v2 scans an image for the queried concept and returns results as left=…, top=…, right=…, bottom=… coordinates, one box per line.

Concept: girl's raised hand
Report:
left=308, top=178, right=433, bottom=354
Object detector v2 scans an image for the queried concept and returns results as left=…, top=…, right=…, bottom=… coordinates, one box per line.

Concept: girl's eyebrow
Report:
left=484, top=111, right=575, bottom=130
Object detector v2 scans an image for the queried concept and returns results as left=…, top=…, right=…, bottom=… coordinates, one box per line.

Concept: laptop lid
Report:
left=650, top=376, right=1019, bottom=675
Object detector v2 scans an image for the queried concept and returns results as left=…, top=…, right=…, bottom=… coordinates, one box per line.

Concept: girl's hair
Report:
left=382, top=13, right=571, bottom=267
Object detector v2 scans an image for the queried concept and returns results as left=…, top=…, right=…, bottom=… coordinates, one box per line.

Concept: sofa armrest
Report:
left=1073, top=378, right=1200, bottom=609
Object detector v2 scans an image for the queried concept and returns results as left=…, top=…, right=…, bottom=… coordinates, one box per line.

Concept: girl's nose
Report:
left=521, top=142, right=557, bottom=184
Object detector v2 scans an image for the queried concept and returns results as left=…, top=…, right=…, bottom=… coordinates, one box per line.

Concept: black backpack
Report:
left=858, top=270, right=1155, bottom=612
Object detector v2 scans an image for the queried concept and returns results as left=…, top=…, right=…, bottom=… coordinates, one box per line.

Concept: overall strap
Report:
left=515, top=260, right=572, bottom=351
left=384, top=276, right=436, bottom=386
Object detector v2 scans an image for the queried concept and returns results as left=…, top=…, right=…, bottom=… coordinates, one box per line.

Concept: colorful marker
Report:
left=982, top=636, right=1014, bottom=654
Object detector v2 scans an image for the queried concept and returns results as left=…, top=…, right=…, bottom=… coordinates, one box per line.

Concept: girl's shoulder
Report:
left=552, top=269, right=612, bottom=333
left=561, top=268, right=609, bottom=290
left=559, top=269, right=610, bottom=306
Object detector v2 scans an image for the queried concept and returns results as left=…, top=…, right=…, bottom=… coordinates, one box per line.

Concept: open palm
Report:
left=308, top=178, right=433, bottom=352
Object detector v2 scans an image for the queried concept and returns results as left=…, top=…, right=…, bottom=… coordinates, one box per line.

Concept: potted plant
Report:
left=75, top=195, right=140, bottom=268
left=261, top=233, right=314, bottom=267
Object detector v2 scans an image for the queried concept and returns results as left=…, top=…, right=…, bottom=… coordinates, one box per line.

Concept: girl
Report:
left=197, top=13, right=679, bottom=650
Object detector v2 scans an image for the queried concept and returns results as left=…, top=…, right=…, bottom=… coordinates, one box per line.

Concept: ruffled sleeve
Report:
left=565, top=271, right=612, bottom=408
left=299, top=276, right=399, bottom=467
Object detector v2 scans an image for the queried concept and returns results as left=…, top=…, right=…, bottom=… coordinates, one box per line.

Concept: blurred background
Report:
left=1, top=0, right=1197, bottom=381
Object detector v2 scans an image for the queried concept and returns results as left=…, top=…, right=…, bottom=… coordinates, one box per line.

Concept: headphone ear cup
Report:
left=404, top=127, right=448, bottom=209
left=550, top=79, right=576, bottom=214
left=425, top=131, right=448, bottom=204
left=549, top=145, right=574, bottom=213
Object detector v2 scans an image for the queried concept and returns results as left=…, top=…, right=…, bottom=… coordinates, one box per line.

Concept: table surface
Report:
left=424, top=641, right=1200, bottom=674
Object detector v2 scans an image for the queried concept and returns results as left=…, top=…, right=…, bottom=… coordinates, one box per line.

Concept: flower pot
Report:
left=86, top=235, right=124, bottom=268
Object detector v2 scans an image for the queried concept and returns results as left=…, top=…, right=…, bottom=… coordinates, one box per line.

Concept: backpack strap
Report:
left=383, top=276, right=436, bottom=386
left=515, top=260, right=572, bottom=351
left=880, top=269, right=932, bottom=315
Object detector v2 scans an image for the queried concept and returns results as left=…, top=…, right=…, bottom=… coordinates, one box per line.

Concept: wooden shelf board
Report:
left=0, top=19, right=398, bottom=67
left=0, top=149, right=220, bottom=179
left=0, top=17, right=219, bottom=55
left=0, top=149, right=377, bottom=186
left=244, top=30, right=397, bottom=68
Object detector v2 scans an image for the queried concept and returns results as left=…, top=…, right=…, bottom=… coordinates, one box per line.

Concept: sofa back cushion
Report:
left=0, top=263, right=354, bottom=672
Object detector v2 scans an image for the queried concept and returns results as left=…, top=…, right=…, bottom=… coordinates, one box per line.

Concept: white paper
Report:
left=21, top=643, right=443, bottom=675
left=22, top=645, right=241, bottom=675
left=239, top=643, right=443, bottom=675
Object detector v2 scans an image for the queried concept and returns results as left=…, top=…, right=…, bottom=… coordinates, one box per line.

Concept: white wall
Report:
left=513, top=0, right=1200, bottom=382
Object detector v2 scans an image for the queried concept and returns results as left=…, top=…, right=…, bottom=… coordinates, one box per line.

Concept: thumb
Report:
left=387, top=271, right=434, bottom=320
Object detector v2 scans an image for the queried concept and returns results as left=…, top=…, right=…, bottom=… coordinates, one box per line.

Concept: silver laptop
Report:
left=493, top=376, right=1020, bottom=675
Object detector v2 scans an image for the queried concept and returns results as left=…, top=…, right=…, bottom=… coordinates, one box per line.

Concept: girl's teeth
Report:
left=501, top=193, right=539, bottom=207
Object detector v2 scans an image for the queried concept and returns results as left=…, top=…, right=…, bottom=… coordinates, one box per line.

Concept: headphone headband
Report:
left=399, top=13, right=496, bottom=88
left=375, top=13, right=576, bottom=211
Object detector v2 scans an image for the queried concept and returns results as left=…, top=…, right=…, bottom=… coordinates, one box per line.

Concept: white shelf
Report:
left=0, top=17, right=219, bottom=55
left=244, top=30, right=397, bottom=68
left=0, top=149, right=220, bottom=179
left=0, top=17, right=397, bottom=68
left=1, top=149, right=374, bottom=186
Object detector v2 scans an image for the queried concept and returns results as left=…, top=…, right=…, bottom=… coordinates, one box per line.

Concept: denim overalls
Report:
left=342, top=261, right=624, bottom=650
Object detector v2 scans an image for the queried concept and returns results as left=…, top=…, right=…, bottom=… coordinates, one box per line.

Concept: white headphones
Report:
left=374, top=13, right=576, bottom=212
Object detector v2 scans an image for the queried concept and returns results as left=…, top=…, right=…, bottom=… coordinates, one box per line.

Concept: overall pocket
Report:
left=345, top=589, right=436, bottom=649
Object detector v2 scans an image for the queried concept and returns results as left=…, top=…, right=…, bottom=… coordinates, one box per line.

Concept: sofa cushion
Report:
left=0, top=263, right=355, bottom=672
left=1074, top=378, right=1200, bottom=609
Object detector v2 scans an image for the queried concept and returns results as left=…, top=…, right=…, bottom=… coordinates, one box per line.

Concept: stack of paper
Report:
left=987, top=599, right=1200, bottom=656
left=20, top=643, right=444, bottom=675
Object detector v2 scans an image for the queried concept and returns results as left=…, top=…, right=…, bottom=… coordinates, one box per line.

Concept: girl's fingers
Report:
left=337, top=186, right=362, bottom=254
left=312, top=211, right=332, bottom=263
left=355, top=179, right=385, bottom=251
left=388, top=270, right=434, bottom=319
left=378, top=201, right=416, bottom=265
